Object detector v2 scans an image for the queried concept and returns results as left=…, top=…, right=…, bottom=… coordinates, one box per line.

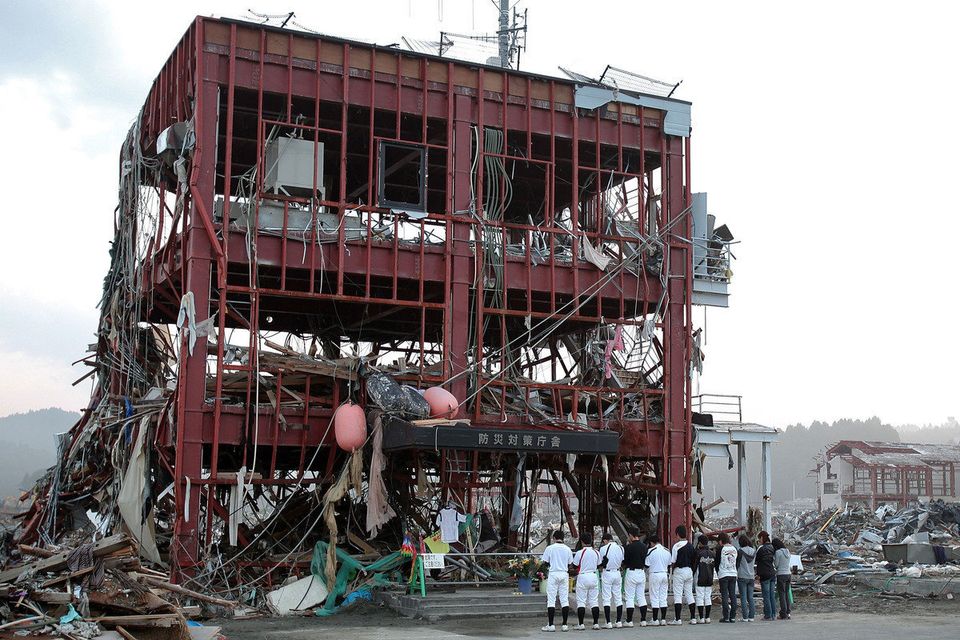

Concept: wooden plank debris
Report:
left=93, top=613, right=183, bottom=628
left=135, top=574, right=238, bottom=608
left=0, top=533, right=130, bottom=584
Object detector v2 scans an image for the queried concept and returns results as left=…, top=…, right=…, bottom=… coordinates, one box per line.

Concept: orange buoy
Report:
left=334, top=402, right=367, bottom=451
left=423, top=387, right=459, bottom=419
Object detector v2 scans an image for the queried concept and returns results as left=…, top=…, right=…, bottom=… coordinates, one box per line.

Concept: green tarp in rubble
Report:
left=310, top=541, right=406, bottom=616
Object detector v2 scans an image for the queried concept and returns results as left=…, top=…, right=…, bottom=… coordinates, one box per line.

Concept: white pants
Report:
left=600, top=570, right=623, bottom=607
left=672, top=567, right=694, bottom=605
left=546, top=571, right=569, bottom=609
left=575, top=572, right=599, bottom=608
left=695, top=585, right=712, bottom=607
left=649, top=572, right=669, bottom=608
left=623, top=569, right=647, bottom=608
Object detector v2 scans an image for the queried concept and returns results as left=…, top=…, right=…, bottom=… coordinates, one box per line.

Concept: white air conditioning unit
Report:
left=264, top=137, right=325, bottom=197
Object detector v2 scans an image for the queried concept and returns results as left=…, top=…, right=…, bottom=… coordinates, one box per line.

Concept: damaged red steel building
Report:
left=24, top=16, right=725, bottom=586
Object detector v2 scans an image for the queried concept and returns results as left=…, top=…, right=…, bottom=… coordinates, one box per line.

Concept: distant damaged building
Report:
left=814, top=440, right=960, bottom=510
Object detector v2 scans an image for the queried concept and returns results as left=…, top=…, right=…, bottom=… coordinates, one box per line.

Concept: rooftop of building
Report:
left=824, top=439, right=960, bottom=468
left=209, top=16, right=693, bottom=106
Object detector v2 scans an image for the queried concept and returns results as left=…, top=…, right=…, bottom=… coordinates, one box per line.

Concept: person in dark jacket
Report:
left=692, top=535, right=715, bottom=623
left=754, top=531, right=777, bottom=620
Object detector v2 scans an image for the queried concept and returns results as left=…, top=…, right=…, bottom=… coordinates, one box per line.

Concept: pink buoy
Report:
left=423, top=386, right=459, bottom=419
left=334, top=402, right=367, bottom=451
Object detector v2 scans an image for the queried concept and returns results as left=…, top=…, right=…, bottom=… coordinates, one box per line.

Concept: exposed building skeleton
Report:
left=814, top=441, right=960, bottom=510
left=15, top=17, right=743, bottom=598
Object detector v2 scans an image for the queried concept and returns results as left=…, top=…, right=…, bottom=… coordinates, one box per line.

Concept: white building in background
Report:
left=812, top=440, right=960, bottom=510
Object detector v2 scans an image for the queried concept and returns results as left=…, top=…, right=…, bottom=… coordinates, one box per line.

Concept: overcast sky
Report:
left=0, top=0, right=957, bottom=428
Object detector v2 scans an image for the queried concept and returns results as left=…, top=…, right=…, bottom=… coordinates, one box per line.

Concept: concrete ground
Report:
left=220, top=599, right=960, bottom=639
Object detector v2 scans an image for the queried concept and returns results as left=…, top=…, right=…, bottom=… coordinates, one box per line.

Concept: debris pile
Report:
left=785, top=500, right=960, bottom=596
left=0, top=534, right=225, bottom=638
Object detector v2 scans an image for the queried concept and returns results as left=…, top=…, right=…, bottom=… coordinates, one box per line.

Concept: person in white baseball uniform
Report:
left=622, top=527, right=649, bottom=627
left=670, top=524, right=697, bottom=625
left=540, top=530, right=573, bottom=632
left=645, top=533, right=672, bottom=626
left=598, top=532, right=625, bottom=628
left=572, top=532, right=602, bottom=630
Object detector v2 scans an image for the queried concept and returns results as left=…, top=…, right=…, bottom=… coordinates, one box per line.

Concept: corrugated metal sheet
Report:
left=573, top=85, right=691, bottom=137
left=599, top=65, right=677, bottom=98
left=558, top=67, right=600, bottom=84
left=401, top=34, right=500, bottom=66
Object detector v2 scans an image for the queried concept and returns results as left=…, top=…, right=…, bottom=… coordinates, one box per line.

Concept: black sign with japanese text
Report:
left=381, top=417, right=620, bottom=455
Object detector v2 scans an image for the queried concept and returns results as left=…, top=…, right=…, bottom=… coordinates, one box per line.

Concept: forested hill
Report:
left=0, top=408, right=80, bottom=499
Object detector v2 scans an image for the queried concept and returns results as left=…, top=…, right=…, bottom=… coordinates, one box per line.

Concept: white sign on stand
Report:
left=421, top=553, right=445, bottom=570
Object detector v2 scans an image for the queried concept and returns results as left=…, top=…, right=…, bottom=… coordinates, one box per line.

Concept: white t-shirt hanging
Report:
left=572, top=547, right=602, bottom=573
left=437, top=507, right=467, bottom=543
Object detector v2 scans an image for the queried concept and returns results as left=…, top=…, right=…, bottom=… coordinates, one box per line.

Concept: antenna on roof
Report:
left=495, top=0, right=528, bottom=68
left=496, top=0, right=510, bottom=66
left=402, top=1, right=527, bottom=68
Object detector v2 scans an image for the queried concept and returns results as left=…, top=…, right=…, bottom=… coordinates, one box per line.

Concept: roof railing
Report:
left=692, top=393, right=742, bottom=423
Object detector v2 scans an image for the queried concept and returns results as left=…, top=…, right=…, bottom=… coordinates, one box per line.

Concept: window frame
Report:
left=378, top=141, right=428, bottom=212
left=852, top=466, right=872, bottom=494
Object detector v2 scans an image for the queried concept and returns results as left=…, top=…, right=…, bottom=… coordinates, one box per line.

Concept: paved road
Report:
left=222, top=609, right=960, bottom=639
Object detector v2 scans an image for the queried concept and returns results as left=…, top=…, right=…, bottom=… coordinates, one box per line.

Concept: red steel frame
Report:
left=834, top=460, right=957, bottom=509
left=130, top=17, right=694, bottom=580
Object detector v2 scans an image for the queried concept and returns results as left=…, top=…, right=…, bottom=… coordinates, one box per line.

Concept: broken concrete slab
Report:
left=855, top=572, right=960, bottom=597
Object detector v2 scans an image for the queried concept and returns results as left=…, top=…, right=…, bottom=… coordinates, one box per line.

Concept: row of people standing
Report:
left=668, top=527, right=794, bottom=623
left=539, top=526, right=794, bottom=632
left=662, top=527, right=794, bottom=623
left=540, top=528, right=664, bottom=631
